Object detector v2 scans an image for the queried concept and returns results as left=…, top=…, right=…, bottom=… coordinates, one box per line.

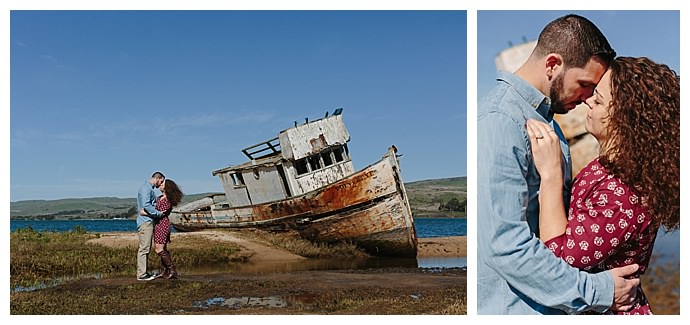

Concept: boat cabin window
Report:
left=294, top=144, right=350, bottom=176
left=308, top=155, right=321, bottom=171
left=295, top=159, right=309, bottom=175
left=252, top=169, right=260, bottom=180
left=333, top=146, right=344, bottom=162
left=321, top=151, right=334, bottom=166
left=231, top=173, right=245, bottom=187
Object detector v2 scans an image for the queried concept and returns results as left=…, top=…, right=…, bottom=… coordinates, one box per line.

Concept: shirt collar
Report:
left=497, top=71, right=553, bottom=122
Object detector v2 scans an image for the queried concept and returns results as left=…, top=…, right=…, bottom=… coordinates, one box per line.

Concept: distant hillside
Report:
left=10, top=197, right=138, bottom=220
left=10, top=193, right=218, bottom=220
left=405, top=177, right=466, bottom=218
left=10, top=177, right=467, bottom=220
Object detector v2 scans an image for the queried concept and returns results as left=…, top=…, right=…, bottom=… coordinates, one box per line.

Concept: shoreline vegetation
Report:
left=10, top=227, right=467, bottom=315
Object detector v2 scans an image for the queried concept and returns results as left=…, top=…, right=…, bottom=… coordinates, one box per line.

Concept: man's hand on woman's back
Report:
left=608, top=264, right=640, bottom=312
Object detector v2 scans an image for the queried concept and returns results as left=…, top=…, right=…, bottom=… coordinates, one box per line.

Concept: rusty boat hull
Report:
left=169, top=148, right=418, bottom=257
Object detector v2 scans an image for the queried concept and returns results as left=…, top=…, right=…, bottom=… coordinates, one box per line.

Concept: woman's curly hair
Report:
left=163, top=179, right=184, bottom=207
left=599, top=56, right=679, bottom=231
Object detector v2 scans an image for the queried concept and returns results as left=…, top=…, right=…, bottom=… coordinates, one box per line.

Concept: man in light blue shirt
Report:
left=477, top=14, right=639, bottom=314
left=136, top=171, right=165, bottom=281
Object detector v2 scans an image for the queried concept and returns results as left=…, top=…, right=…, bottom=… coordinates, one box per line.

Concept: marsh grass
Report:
left=300, top=287, right=467, bottom=315
left=10, top=227, right=467, bottom=315
left=10, top=226, right=241, bottom=289
left=229, top=229, right=370, bottom=258
left=10, top=277, right=467, bottom=315
left=10, top=227, right=370, bottom=289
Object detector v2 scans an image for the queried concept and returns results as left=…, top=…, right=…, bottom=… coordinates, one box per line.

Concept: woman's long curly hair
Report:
left=163, top=179, right=184, bottom=207
left=599, top=56, right=680, bottom=231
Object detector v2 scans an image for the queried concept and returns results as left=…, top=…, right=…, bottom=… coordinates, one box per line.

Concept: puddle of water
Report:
left=194, top=296, right=287, bottom=309
left=14, top=283, right=50, bottom=293
left=194, top=293, right=319, bottom=309
left=13, top=273, right=104, bottom=293
left=417, top=257, right=466, bottom=269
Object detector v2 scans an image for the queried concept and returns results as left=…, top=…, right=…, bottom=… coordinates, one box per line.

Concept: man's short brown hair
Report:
left=533, top=14, right=616, bottom=68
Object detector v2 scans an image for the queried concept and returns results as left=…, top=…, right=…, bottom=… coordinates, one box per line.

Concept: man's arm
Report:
left=478, top=111, right=612, bottom=313
left=137, top=186, right=163, bottom=219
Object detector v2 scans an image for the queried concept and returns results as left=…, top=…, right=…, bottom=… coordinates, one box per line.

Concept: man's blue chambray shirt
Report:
left=136, top=180, right=162, bottom=228
left=477, top=71, right=614, bottom=314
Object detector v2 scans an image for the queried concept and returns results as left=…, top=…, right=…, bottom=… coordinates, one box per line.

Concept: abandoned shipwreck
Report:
left=168, top=108, right=418, bottom=257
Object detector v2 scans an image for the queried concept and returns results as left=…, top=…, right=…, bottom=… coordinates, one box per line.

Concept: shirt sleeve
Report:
left=138, top=185, right=162, bottom=217
left=544, top=177, right=648, bottom=270
left=477, top=110, right=612, bottom=313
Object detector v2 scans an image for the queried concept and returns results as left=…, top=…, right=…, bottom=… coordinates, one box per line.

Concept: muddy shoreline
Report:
left=11, top=231, right=467, bottom=314
left=22, top=267, right=466, bottom=314
left=87, top=231, right=467, bottom=258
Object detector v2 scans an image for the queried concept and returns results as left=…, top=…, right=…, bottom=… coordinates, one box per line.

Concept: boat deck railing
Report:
left=242, top=137, right=281, bottom=160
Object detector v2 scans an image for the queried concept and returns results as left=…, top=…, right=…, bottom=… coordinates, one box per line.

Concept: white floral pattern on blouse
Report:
left=544, top=159, right=657, bottom=315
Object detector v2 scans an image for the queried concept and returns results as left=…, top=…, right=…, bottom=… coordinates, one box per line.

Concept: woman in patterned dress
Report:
left=141, top=179, right=184, bottom=279
left=527, top=56, right=679, bottom=314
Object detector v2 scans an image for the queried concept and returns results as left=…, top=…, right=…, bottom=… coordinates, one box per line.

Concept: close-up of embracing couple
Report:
left=477, top=12, right=680, bottom=315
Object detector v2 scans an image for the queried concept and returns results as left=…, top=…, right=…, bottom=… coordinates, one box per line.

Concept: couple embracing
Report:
left=478, top=14, right=679, bottom=315
left=136, top=172, right=185, bottom=281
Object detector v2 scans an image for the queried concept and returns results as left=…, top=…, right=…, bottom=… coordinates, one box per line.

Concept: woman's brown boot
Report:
left=156, top=250, right=171, bottom=279
left=158, top=249, right=178, bottom=279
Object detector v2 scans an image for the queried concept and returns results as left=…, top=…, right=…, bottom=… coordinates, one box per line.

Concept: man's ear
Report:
left=544, top=53, right=563, bottom=81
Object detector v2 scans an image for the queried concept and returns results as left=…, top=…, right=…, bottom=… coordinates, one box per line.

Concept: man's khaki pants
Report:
left=137, top=221, right=154, bottom=278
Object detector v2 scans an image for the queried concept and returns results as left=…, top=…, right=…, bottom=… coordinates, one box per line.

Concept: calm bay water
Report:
left=10, top=219, right=138, bottom=233
left=650, top=229, right=681, bottom=264
left=9, top=217, right=467, bottom=238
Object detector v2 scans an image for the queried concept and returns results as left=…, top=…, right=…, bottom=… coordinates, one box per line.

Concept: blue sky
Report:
left=5, top=9, right=684, bottom=203
left=477, top=10, right=680, bottom=98
left=9, top=10, right=467, bottom=202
